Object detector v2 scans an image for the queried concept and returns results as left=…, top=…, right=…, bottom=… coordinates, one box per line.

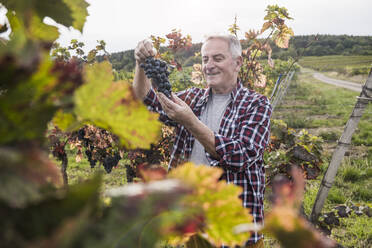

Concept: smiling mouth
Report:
left=206, top=72, right=220, bottom=76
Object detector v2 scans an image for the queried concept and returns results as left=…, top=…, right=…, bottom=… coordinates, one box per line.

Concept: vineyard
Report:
left=1, top=1, right=371, bottom=248
left=298, top=55, right=372, bottom=83
left=270, top=70, right=372, bottom=247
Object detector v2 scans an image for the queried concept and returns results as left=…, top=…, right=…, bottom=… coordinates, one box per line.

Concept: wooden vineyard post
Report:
left=310, top=68, right=372, bottom=222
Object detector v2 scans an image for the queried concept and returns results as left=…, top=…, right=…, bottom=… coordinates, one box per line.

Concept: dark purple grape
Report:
left=77, top=129, right=85, bottom=140
left=142, top=57, right=172, bottom=98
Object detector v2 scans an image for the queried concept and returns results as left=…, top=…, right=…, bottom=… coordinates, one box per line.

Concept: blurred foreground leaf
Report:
left=0, top=52, right=59, bottom=144
left=1, top=0, right=89, bottom=32
left=74, top=61, right=162, bottom=149
left=264, top=167, right=336, bottom=248
left=0, top=146, right=62, bottom=208
left=82, top=179, right=193, bottom=248
left=0, top=172, right=100, bottom=248
left=168, top=163, right=253, bottom=247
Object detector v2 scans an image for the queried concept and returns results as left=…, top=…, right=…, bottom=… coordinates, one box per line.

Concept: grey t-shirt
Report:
left=189, top=92, right=231, bottom=165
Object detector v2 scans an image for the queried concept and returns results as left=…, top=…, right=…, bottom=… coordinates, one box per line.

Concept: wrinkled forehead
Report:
left=201, top=38, right=231, bottom=57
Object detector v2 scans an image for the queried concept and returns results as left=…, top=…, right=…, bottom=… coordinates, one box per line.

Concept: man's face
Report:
left=201, top=39, right=241, bottom=92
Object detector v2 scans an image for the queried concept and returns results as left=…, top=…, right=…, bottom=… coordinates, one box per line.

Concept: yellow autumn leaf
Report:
left=274, top=25, right=294, bottom=48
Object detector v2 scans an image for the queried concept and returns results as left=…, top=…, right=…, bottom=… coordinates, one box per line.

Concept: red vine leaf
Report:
left=137, top=163, right=167, bottom=182
left=263, top=43, right=274, bottom=68
left=166, top=29, right=192, bottom=53
left=261, top=21, right=273, bottom=34
left=244, top=29, right=259, bottom=40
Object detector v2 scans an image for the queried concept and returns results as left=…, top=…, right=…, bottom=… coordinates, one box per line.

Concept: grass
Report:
left=319, top=131, right=339, bottom=142
left=342, top=166, right=362, bottom=182
left=272, top=68, right=372, bottom=247
left=332, top=215, right=372, bottom=247
left=61, top=148, right=131, bottom=192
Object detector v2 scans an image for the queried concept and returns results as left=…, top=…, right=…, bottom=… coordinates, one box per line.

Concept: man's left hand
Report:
left=158, top=92, right=219, bottom=159
left=158, top=93, right=196, bottom=126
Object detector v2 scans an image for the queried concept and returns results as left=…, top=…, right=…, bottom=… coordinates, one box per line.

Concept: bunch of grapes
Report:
left=77, top=129, right=97, bottom=168
left=76, top=126, right=121, bottom=173
left=125, top=164, right=137, bottom=183
left=102, top=153, right=121, bottom=173
left=140, top=57, right=172, bottom=98
left=84, top=149, right=97, bottom=168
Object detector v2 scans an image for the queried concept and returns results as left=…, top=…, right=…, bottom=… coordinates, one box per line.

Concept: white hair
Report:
left=203, top=34, right=242, bottom=58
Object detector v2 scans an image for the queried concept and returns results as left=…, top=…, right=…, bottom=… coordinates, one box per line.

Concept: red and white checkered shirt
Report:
left=143, top=81, right=272, bottom=246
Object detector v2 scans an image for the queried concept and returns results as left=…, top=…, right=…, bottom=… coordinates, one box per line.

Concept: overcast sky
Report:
left=50, top=0, right=371, bottom=53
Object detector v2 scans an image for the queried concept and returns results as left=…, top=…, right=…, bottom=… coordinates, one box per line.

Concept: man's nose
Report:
left=205, top=59, right=215, bottom=70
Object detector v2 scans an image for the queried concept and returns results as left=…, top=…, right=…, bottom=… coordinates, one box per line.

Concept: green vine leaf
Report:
left=74, top=61, right=162, bottom=149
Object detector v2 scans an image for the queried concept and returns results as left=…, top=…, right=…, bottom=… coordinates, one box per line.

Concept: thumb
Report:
left=151, top=47, right=157, bottom=57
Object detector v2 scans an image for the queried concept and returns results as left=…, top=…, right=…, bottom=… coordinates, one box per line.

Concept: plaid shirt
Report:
left=143, top=81, right=272, bottom=246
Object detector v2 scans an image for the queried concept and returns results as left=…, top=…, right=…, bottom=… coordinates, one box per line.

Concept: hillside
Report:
left=101, top=35, right=372, bottom=72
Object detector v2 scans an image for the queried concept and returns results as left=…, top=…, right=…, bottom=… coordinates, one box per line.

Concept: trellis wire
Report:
left=271, top=70, right=295, bottom=112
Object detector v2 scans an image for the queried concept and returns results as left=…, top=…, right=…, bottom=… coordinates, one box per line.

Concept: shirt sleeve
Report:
left=142, top=87, right=190, bottom=127
left=206, top=96, right=272, bottom=173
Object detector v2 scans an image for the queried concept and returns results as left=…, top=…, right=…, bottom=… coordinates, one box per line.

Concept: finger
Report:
left=158, top=93, right=168, bottom=108
left=159, top=93, right=176, bottom=109
left=143, top=39, right=157, bottom=57
left=139, top=43, right=152, bottom=58
left=158, top=96, right=172, bottom=114
left=158, top=97, right=166, bottom=110
left=170, top=93, right=185, bottom=106
left=135, top=50, right=146, bottom=62
left=171, top=93, right=182, bottom=104
left=134, top=40, right=149, bottom=62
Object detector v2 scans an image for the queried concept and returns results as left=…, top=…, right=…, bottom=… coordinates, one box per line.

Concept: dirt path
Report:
left=313, top=73, right=362, bottom=92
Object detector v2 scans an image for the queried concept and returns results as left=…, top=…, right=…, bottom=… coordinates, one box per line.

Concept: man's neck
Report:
left=211, top=82, right=237, bottom=95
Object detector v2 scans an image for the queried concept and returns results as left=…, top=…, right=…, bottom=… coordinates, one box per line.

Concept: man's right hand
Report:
left=134, top=39, right=157, bottom=64
left=133, top=39, right=156, bottom=100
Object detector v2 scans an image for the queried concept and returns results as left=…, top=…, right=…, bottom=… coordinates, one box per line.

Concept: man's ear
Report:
left=235, top=56, right=243, bottom=72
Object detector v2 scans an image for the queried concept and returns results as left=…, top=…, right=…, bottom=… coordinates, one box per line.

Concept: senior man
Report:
left=133, top=35, right=271, bottom=247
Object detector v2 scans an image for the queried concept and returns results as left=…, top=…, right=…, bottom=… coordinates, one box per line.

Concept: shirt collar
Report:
left=230, top=80, right=244, bottom=102
left=196, top=80, right=244, bottom=108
